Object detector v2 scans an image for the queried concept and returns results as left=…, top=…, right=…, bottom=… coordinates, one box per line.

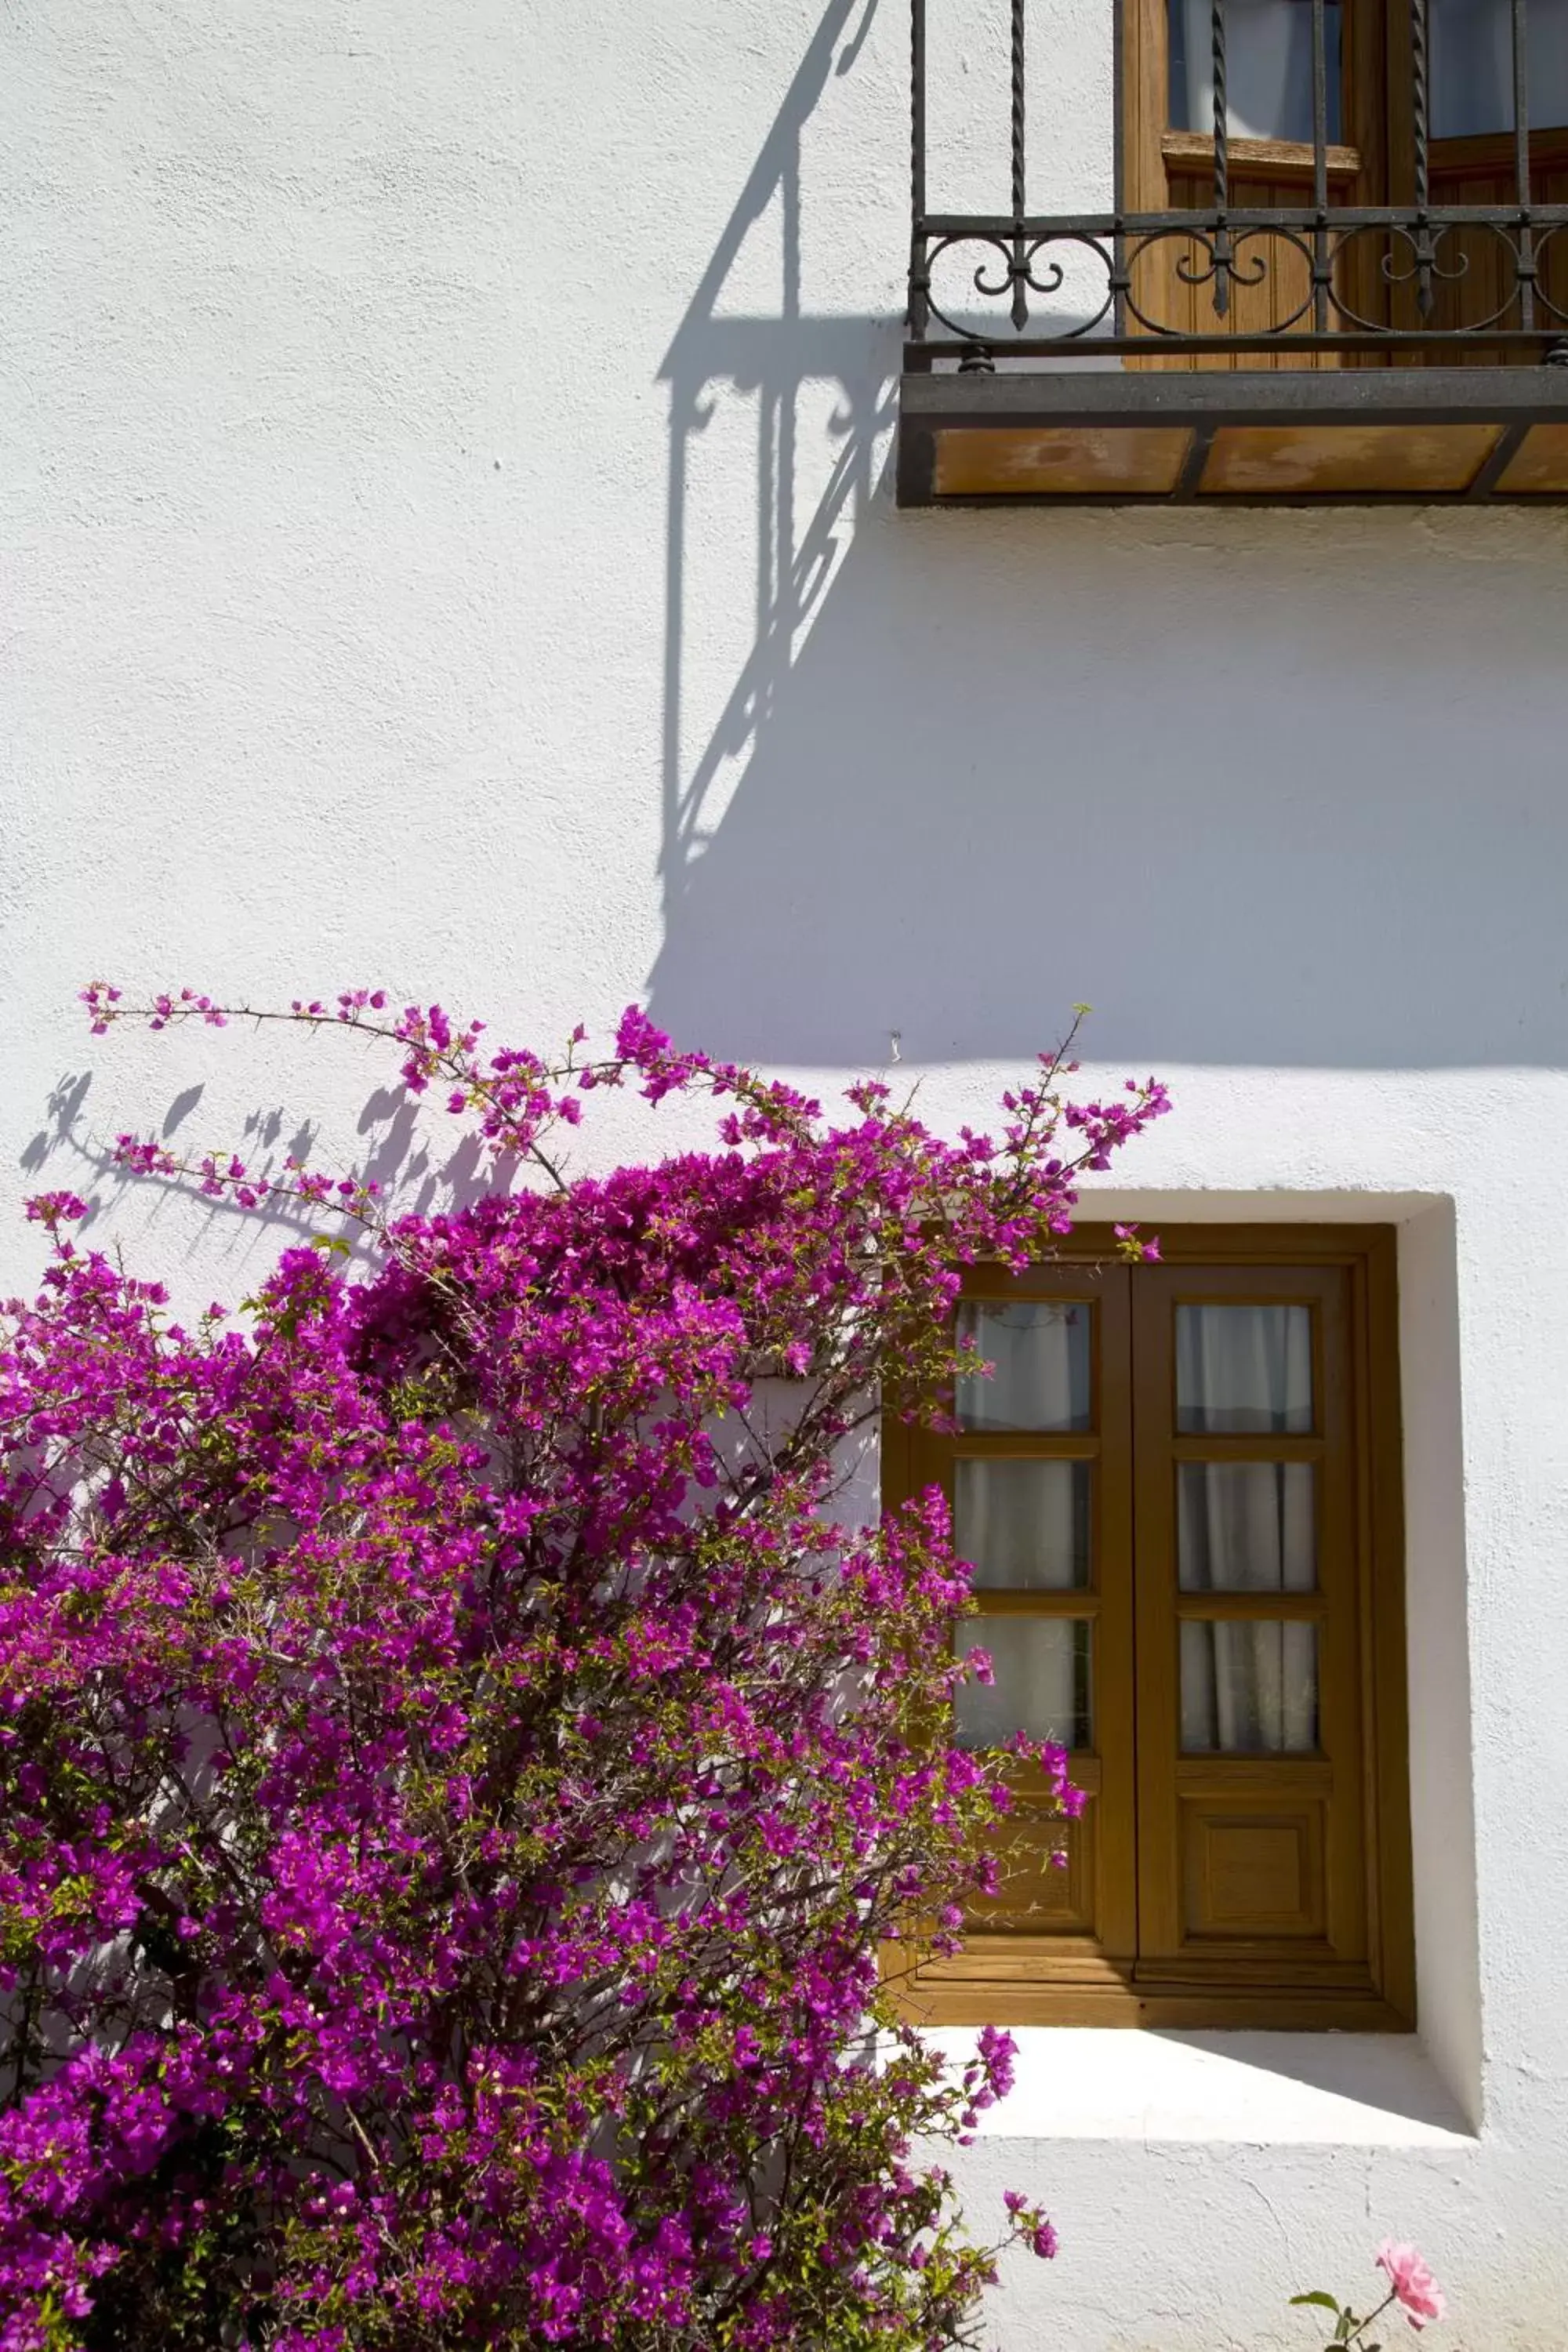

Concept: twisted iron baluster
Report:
left=1412, top=0, right=1428, bottom=209
left=1514, top=0, right=1536, bottom=329
left=1412, top=0, right=1434, bottom=316
left=1312, top=0, right=1330, bottom=332
left=909, top=0, right=929, bottom=338
left=1211, top=0, right=1231, bottom=318
left=1011, top=0, right=1029, bottom=328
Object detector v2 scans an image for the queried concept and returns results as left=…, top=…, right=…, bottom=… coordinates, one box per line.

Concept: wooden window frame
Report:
left=883, top=1225, right=1416, bottom=2033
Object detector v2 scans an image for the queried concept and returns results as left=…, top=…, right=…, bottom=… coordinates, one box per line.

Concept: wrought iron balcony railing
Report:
left=898, top=0, right=1568, bottom=502
left=909, top=0, right=1568, bottom=360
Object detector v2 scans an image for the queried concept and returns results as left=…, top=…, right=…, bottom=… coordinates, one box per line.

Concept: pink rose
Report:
left=1376, top=2242, right=1445, bottom=2331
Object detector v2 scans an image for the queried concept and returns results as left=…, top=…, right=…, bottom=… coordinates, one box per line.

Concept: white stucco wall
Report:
left=5, top=1, right=1568, bottom=2343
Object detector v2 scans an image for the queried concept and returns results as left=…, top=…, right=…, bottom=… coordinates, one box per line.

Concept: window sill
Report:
left=1160, top=128, right=1363, bottom=180
left=927, top=2027, right=1476, bottom=2147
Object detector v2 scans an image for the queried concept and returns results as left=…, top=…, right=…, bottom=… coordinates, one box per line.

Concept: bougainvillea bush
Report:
left=0, top=989, right=1167, bottom=2352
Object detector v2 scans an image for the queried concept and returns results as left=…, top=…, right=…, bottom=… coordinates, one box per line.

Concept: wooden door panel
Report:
left=1181, top=1795, right=1328, bottom=1943
left=1421, top=139, right=1568, bottom=357
left=891, top=1265, right=1138, bottom=2004
left=1131, top=1261, right=1371, bottom=1990
left=963, top=1771, right=1101, bottom=1937
left=1384, top=0, right=1568, bottom=358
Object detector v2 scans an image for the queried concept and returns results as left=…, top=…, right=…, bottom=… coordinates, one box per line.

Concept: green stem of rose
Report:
left=1348, top=2288, right=1400, bottom=2345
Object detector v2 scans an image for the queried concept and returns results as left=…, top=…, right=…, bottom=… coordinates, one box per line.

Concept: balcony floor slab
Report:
left=897, top=364, right=1568, bottom=505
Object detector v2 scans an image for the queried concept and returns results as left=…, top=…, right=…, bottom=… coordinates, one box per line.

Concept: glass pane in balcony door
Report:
left=1168, top=0, right=1343, bottom=143
left=955, top=1459, right=1092, bottom=1591
left=953, top=1618, right=1094, bottom=1751
left=1178, top=1462, right=1316, bottom=1592
left=956, top=1301, right=1091, bottom=1431
left=1180, top=1621, right=1319, bottom=1751
left=1175, top=1304, right=1313, bottom=1433
left=1431, top=0, right=1568, bottom=134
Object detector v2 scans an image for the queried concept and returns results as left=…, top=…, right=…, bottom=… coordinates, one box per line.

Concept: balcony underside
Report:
left=897, top=365, right=1568, bottom=506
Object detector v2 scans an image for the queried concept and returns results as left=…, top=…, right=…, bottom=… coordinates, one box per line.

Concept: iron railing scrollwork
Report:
left=907, top=0, right=1568, bottom=362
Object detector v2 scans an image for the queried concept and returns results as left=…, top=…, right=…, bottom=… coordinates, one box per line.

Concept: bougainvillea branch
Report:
left=0, top=990, right=1168, bottom=2350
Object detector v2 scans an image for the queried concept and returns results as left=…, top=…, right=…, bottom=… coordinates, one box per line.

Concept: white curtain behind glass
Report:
left=1181, top=1621, right=1317, bottom=1750
left=1178, top=1463, right=1318, bottom=1750
left=1178, top=1461, right=1314, bottom=1592
left=1430, top=0, right=1568, bottom=132
left=953, top=1619, right=1091, bottom=1749
left=1174, top=0, right=1341, bottom=141
left=1174, top=1305, right=1317, bottom=1751
left=954, top=1459, right=1089, bottom=1591
left=1175, top=1303, right=1312, bottom=1433
left=955, top=1303, right=1090, bottom=1432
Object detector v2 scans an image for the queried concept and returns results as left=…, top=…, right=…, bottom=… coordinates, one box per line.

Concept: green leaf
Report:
left=1292, top=2295, right=1341, bottom=2314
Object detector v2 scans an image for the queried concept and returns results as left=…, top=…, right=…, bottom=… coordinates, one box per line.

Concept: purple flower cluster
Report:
left=0, top=994, right=1168, bottom=2349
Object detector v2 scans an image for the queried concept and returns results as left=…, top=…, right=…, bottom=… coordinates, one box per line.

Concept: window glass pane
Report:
left=1180, top=1621, right=1319, bottom=1751
left=956, top=1459, right=1091, bottom=1591
left=954, top=1617, right=1093, bottom=1751
left=1175, top=1304, right=1313, bottom=1433
left=1178, top=1462, right=1316, bottom=1592
left=956, top=1301, right=1091, bottom=1432
left=1168, top=0, right=1343, bottom=142
left=1431, top=0, right=1568, bottom=134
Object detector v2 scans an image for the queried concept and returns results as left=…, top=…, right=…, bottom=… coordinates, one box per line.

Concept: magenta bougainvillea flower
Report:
left=0, top=991, right=1168, bottom=2350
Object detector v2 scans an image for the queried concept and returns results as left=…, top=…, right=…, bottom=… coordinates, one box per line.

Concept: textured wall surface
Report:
left=5, top=0, right=1568, bottom=2343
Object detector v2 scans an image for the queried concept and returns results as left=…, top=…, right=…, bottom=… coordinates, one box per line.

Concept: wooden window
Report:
left=884, top=1227, right=1415, bottom=2030
left=1122, top=0, right=1568, bottom=364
